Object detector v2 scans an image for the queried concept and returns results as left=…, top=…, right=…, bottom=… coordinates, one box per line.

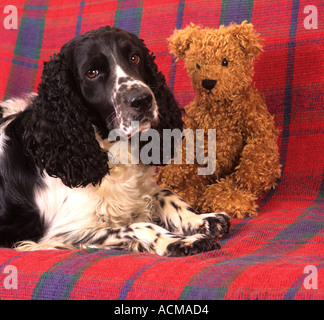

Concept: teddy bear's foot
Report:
left=199, top=182, right=259, bottom=219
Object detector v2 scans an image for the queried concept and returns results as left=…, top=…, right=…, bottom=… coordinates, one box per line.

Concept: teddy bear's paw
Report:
left=221, top=193, right=259, bottom=219
left=230, top=204, right=259, bottom=219
left=201, top=200, right=258, bottom=219
left=200, top=182, right=259, bottom=219
left=198, top=212, right=230, bottom=238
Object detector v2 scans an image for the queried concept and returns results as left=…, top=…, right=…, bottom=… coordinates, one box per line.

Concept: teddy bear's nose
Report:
left=202, top=79, right=217, bottom=91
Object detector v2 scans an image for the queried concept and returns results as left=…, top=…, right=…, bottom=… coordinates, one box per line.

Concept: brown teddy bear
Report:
left=157, top=21, right=281, bottom=218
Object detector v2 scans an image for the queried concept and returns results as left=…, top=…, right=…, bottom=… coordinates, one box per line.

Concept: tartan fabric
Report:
left=0, top=0, right=323, bottom=300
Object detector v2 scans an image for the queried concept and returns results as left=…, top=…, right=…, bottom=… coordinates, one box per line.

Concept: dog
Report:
left=0, top=26, right=229, bottom=256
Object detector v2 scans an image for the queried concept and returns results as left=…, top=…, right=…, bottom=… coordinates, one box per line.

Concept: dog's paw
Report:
left=199, top=212, right=230, bottom=238
left=166, top=234, right=220, bottom=257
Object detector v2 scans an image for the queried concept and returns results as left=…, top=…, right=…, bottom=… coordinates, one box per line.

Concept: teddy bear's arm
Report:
left=156, top=105, right=216, bottom=208
left=156, top=139, right=212, bottom=209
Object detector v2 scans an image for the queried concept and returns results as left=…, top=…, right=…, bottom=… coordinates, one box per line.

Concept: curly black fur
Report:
left=136, top=36, right=184, bottom=133
left=20, top=26, right=183, bottom=187
left=125, top=33, right=184, bottom=164
left=147, top=54, right=185, bottom=164
left=23, top=52, right=109, bottom=188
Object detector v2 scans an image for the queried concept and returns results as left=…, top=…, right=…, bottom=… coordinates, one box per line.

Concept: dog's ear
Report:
left=138, top=39, right=184, bottom=164
left=24, top=46, right=109, bottom=188
left=154, top=84, right=184, bottom=165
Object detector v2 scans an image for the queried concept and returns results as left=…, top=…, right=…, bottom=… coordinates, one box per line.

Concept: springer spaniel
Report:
left=0, top=26, right=229, bottom=256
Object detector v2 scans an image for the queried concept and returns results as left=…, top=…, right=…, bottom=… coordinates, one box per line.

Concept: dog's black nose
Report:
left=131, top=93, right=153, bottom=110
left=202, top=79, right=217, bottom=91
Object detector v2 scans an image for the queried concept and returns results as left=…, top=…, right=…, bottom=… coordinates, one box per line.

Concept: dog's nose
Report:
left=202, top=79, right=217, bottom=91
left=131, top=93, right=153, bottom=110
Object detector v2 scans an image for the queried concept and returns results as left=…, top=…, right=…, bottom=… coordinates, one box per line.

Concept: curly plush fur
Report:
left=157, top=21, right=281, bottom=218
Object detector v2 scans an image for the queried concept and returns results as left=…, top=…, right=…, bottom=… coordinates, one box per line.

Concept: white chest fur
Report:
left=35, top=162, right=159, bottom=242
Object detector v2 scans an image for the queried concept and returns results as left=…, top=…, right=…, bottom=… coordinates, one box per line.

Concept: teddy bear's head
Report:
left=168, top=21, right=262, bottom=100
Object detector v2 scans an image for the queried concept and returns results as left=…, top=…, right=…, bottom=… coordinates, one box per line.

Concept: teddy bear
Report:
left=156, top=21, right=281, bottom=218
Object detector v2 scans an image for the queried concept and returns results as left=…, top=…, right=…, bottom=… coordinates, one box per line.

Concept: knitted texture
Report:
left=0, top=0, right=323, bottom=300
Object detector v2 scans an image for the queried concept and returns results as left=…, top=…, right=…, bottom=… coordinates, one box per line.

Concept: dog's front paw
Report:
left=166, top=234, right=220, bottom=257
left=199, top=212, right=230, bottom=238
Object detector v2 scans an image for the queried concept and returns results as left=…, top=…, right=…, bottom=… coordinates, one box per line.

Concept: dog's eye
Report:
left=222, top=58, right=228, bottom=67
left=130, top=54, right=140, bottom=65
left=86, top=69, right=99, bottom=79
left=196, top=63, right=201, bottom=70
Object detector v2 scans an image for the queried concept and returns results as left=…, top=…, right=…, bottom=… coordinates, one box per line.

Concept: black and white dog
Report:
left=0, top=26, right=229, bottom=256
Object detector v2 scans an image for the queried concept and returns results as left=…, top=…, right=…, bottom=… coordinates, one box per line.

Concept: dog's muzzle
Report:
left=113, top=81, right=159, bottom=136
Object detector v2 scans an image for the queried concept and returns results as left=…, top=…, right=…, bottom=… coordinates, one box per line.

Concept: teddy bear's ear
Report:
left=168, top=23, right=201, bottom=60
left=231, top=21, right=263, bottom=59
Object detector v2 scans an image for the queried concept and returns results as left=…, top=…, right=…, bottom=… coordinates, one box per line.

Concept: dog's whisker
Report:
left=106, top=113, right=117, bottom=130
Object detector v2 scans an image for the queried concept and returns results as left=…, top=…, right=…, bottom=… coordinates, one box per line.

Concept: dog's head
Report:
left=24, top=26, right=183, bottom=187
left=66, top=26, right=161, bottom=136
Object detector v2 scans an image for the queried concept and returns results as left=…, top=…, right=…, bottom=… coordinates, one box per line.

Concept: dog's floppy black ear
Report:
left=23, top=47, right=109, bottom=188
left=139, top=40, right=184, bottom=164
left=153, top=73, right=184, bottom=164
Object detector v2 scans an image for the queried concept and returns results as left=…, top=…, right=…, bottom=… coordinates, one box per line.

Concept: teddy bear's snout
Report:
left=202, top=79, right=217, bottom=91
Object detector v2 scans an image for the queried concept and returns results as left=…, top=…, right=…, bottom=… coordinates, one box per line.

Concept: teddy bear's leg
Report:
left=199, top=140, right=281, bottom=218
left=231, top=142, right=281, bottom=198
left=200, top=102, right=281, bottom=218
left=233, top=97, right=281, bottom=199
left=198, top=176, right=259, bottom=219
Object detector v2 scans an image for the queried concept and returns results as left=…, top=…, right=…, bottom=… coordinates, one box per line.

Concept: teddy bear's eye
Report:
left=196, top=63, right=201, bottom=70
left=222, top=58, right=228, bottom=67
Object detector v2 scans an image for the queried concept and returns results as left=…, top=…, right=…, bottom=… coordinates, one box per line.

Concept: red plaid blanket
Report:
left=0, top=0, right=323, bottom=300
